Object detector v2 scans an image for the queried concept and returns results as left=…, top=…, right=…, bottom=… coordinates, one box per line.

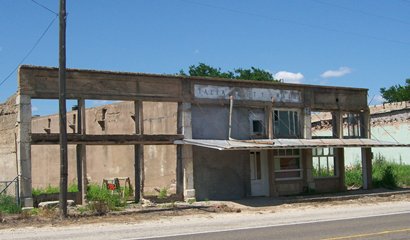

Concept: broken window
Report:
left=312, top=147, right=336, bottom=177
left=249, top=110, right=265, bottom=138
left=273, top=110, right=300, bottom=138
left=343, top=113, right=363, bottom=138
left=274, top=149, right=302, bottom=180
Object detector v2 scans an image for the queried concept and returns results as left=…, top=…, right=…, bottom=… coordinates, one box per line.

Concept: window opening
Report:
left=312, top=147, right=336, bottom=177
left=273, top=110, right=300, bottom=138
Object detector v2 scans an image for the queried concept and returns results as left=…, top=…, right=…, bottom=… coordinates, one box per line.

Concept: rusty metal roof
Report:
left=174, top=138, right=410, bottom=150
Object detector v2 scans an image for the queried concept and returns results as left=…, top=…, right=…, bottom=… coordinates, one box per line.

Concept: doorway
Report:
left=250, top=151, right=269, bottom=196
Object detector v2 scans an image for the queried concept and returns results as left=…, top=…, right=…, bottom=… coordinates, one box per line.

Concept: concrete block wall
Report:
left=192, top=146, right=249, bottom=200
left=0, top=94, right=18, bottom=181
left=30, top=101, right=177, bottom=194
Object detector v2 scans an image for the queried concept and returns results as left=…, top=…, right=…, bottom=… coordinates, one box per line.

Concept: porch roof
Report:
left=174, top=138, right=410, bottom=151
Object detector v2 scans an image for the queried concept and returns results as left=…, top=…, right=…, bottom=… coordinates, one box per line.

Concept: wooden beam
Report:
left=31, top=133, right=183, bottom=145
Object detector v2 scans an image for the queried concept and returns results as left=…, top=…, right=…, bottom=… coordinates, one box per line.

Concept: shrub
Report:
left=345, top=163, right=362, bottom=187
left=86, top=184, right=125, bottom=214
left=0, top=195, right=21, bottom=214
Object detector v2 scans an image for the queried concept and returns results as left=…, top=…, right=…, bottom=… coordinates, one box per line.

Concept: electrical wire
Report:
left=310, top=0, right=410, bottom=26
left=0, top=15, right=58, bottom=88
left=31, top=0, right=58, bottom=16
left=179, top=0, right=410, bottom=46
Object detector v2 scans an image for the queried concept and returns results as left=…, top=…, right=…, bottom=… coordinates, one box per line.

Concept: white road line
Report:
left=121, top=210, right=410, bottom=240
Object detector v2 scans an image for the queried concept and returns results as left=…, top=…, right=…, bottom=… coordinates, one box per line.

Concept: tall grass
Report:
left=0, top=195, right=21, bottom=214
left=345, top=155, right=410, bottom=188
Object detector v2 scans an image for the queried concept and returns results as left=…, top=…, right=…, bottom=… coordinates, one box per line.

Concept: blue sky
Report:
left=1, top=0, right=409, bottom=116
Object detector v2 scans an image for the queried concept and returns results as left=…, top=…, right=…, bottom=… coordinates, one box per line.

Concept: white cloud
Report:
left=274, top=71, right=304, bottom=83
left=32, top=106, right=39, bottom=112
left=320, top=67, right=352, bottom=78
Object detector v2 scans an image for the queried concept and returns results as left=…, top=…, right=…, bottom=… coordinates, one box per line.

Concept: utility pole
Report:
left=59, top=0, right=68, bottom=218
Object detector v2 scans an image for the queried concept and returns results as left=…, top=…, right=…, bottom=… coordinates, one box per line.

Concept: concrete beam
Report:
left=31, top=133, right=183, bottom=145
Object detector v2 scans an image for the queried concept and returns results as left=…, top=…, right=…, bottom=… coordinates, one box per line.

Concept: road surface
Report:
left=1, top=200, right=409, bottom=240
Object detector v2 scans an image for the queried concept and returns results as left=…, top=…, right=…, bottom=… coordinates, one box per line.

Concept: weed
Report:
left=345, top=156, right=410, bottom=188
left=158, top=188, right=168, bottom=199
left=32, top=183, right=79, bottom=196
left=0, top=195, right=21, bottom=214
left=86, top=184, right=125, bottom=214
left=187, top=198, right=196, bottom=205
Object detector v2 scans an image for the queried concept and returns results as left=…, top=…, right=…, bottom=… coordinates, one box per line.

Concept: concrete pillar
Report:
left=16, top=94, right=33, bottom=207
left=332, top=111, right=343, bottom=139
left=361, top=148, right=372, bottom=190
left=304, top=149, right=315, bottom=191
left=303, top=107, right=312, bottom=139
left=181, top=102, right=195, bottom=199
left=266, top=105, right=273, bottom=139
left=361, top=109, right=370, bottom=138
left=336, top=148, right=346, bottom=191
left=76, top=99, right=87, bottom=204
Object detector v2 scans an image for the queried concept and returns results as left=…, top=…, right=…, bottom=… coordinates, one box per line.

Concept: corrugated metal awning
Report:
left=174, top=138, right=410, bottom=150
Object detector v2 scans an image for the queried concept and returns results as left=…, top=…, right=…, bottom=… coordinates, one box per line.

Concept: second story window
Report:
left=273, top=110, right=300, bottom=138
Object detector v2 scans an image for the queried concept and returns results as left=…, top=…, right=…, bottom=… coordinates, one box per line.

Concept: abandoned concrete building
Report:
left=1, top=65, right=409, bottom=207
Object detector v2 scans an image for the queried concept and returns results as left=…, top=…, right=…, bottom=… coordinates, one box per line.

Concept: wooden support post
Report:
left=176, top=103, right=184, bottom=199
left=134, top=100, right=144, bottom=203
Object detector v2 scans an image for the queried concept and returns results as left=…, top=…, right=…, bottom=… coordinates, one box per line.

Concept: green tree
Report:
left=179, top=63, right=281, bottom=82
left=380, top=79, right=410, bottom=103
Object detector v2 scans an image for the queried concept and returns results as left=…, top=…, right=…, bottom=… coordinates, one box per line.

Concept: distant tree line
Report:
left=179, top=63, right=281, bottom=82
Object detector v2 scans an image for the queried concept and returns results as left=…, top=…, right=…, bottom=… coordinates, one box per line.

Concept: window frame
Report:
left=274, top=149, right=303, bottom=181
left=273, top=108, right=301, bottom=139
left=312, top=147, right=338, bottom=178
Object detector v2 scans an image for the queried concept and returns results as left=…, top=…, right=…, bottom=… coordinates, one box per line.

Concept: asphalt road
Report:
left=1, top=201, right=410, bottom=240
left=142, top=212, right=410, bottom=240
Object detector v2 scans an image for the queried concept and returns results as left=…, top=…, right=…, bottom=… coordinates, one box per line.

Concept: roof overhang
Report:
left=174, top=138, right=410, bottom=151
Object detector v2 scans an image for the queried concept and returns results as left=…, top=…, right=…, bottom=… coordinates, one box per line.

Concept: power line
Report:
left=179, top=0, right=410, bottom=46
left=0, top=15, right=58, bottom=88
left=310, top=0, right=410, bottom=26
left=31, top=0, right=58, bottom=16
